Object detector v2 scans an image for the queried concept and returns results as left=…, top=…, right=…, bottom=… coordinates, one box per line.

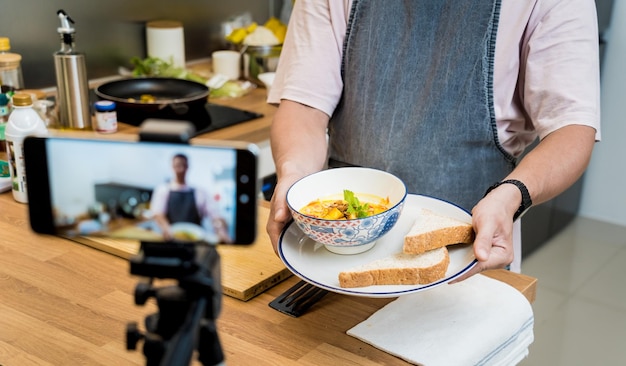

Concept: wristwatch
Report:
left=484, top=179, right=532, bottom=221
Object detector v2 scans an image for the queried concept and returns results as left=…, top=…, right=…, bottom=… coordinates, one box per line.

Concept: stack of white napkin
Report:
left=347, top=274, right=534, bottom=365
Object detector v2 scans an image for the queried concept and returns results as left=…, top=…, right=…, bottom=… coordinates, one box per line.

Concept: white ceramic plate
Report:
left=278, top=194, right=478, bottom=297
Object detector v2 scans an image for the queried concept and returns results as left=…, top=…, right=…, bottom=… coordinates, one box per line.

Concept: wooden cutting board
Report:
left=68, top=203, right=293, bottom=301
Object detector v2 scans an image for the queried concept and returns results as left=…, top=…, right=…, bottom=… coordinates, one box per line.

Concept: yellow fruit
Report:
left=263, top=17, right=287, bottom=44
left=264, top=17, right=281, bottom=31
left=226, top=28, right=247, bottom=44
left=245, top=22, right=258, bottom=33
left=273, top=24, right=287, bottom=44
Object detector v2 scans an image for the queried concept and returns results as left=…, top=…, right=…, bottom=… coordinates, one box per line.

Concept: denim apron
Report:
left=329, top=0, right=515, bottom=211
left=166, top=189, right=201, bottom=224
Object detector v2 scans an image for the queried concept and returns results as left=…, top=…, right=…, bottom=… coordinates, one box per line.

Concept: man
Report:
left=151, top=153, right=231, bottom=243
left=266, top=0, right=600, bottom=279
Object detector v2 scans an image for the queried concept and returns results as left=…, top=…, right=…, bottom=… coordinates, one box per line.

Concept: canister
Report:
left=94, top=100, right=117, bottom=133
left=94, top=100, right=118, bottom=133
left=0, top=52, right=24, bottom=93
left=146, top=20, right=186, bottom=68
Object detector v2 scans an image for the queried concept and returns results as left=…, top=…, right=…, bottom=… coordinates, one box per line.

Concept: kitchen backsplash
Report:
left=2, top=0, right=282, bottom=88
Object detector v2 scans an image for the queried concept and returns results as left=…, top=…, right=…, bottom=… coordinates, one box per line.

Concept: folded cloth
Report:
left=347, top=274, right=534, bottom=366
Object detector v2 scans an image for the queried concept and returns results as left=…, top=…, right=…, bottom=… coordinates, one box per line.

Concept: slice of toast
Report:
left=403, top=208, right=474, bottom=255
left=338, top=247, right=450, bottom=288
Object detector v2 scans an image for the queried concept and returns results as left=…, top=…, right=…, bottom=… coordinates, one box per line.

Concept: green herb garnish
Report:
left=344, top=189, right=370, bottom=218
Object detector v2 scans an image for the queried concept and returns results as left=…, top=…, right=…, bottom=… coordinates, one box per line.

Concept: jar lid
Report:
left=94, top=100, right=116, bottom=111
left=12, top=93, right=33, bottom=106
left=147, top=20, right=183, bottom=29
left=0, top=53, right=21, bottom=67
left=0, top=37, right=10, bottom=52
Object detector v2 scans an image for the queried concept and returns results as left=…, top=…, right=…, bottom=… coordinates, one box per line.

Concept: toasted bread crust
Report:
left=403, top=225, right=475, bottom=254
left=338, top=248, right=450, bottom=288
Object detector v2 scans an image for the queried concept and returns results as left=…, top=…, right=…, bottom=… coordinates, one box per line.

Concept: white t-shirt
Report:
left=268, top=0, right=602, bottom=157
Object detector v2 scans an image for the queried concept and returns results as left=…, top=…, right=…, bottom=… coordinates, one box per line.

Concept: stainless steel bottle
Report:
left=54, top=10, right=91, bottom=130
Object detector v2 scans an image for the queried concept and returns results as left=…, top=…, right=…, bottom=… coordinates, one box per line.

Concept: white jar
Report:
left=94, top=100, right=117, bottom=133
left=5, top=93, right=48, bottom=203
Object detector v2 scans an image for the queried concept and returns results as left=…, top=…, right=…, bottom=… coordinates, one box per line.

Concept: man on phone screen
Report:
left=150, top=153, right=231, bottom=243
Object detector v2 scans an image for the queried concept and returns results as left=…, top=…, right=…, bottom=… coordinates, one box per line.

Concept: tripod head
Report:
left=127, top=241, right=224, bottom=366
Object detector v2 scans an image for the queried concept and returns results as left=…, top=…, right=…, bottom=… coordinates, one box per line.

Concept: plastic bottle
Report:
left=5, top=93, right=48, bottom=203
left=0, top=37, right=25, bottom=95
left=53, top=10, right=91, bottom=130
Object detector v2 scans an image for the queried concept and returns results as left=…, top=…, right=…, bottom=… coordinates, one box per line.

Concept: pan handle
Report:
left=167, top=103, right=190, bottom=115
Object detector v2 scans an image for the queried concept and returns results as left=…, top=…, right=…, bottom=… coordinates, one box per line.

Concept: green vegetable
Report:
left=209, top=81, right=247, bottom=98
left=130, top=56, right=207, bottom=84
left=344, top=190, right=370, bottom=219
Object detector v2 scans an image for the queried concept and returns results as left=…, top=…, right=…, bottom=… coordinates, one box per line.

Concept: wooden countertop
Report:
left=0, top=88, right=537, bottom=365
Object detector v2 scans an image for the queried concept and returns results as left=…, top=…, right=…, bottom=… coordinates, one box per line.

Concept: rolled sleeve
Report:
left=268, top=0, right=348, bottom=117
left=522, top=0, right=601, bottom=141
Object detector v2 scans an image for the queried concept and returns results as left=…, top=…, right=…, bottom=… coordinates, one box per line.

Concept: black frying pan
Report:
left=94, top=77, right=210, bottom=126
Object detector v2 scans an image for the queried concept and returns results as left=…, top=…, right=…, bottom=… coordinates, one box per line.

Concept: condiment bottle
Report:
left=0, top=93, right=9, bottom=123
left=0, top=121, right=9, bottom=192
left=0, top=93, right=12, bottom=191
left=94, top=100, right=117, bottom=133
left=5, top=93, right=48, bottom=203
left=53, top=10, right=91, bottom=130
left=0, top=37, right=25, bottom=95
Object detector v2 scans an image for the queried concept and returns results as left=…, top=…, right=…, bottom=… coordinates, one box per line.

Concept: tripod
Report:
left=126, top=241, right=224, bottom=366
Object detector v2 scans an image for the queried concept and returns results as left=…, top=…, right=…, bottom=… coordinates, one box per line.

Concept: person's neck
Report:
left=175, top=174, right=186, bottom=185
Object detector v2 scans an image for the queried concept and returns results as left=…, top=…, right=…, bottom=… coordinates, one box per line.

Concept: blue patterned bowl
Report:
left=286, top=167, right=407, bottom=255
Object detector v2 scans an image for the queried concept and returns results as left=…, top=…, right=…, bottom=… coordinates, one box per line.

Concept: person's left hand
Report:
left=450, top=184, right=519, bottom=282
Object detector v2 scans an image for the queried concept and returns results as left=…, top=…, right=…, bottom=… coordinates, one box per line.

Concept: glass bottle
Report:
left=0, top=37, right=25, bottom=95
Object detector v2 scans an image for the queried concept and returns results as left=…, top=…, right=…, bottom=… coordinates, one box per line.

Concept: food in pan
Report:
left=127, top=94, right=157, bottom=103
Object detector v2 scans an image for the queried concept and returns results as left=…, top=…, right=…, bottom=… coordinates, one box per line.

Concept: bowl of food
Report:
left=170, top=222, right=206, bottom=242
left=286, top=167, right=407, bottom=255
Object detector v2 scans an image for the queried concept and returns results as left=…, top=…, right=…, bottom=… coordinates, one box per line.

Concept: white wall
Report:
left=579, top=0, right=626, bottom=226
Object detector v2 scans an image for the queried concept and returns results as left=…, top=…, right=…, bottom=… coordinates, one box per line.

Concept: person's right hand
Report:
left=266, top=172, right=305, bottom=254
left=264, top=100, right=331, bottom=255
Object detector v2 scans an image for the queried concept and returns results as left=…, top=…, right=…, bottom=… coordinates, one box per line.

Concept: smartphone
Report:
left=23, top=135, right=258, bottom=245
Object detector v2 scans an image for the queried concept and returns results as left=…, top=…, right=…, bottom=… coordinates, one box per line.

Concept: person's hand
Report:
left=451, top=184, right=520, bottom=282
left=213, top=218, right=233, bottom=244
left=266, top=172, right=305, bottom=254
left=161, top=227, right=173, bottom=241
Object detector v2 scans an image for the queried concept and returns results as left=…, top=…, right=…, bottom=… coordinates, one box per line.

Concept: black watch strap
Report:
left=484, top=179, right=532, bottom=221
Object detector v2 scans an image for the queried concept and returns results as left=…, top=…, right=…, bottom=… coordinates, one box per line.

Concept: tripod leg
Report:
left=197, top=319, right=225, bottom=366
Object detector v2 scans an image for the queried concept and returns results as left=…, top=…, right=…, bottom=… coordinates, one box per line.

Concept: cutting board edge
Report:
left=66, top=233, right=290, bottom=302
left=223, top=268, right=293, bottom=301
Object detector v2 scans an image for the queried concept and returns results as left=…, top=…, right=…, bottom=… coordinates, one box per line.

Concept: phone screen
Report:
left=24, top=136, right=258, bottom=245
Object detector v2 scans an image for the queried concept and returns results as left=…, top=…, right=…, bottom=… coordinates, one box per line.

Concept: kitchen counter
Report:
left=80, top=84, right=275, bottom=144
left=0, top=89, right=537, bottom=365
